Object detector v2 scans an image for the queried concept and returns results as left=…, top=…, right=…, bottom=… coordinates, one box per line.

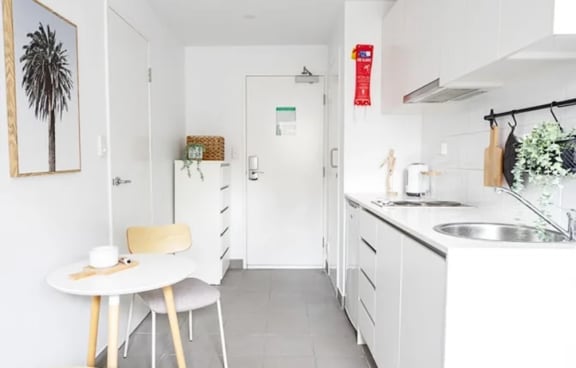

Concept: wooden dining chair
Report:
left=122, top=224, right=228, bottom=368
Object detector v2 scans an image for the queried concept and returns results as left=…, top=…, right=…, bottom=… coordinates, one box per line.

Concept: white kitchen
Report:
left=2, top=0, right=576, bottom=368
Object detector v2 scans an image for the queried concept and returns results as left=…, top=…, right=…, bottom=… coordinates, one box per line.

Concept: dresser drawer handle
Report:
left=220, top=206, right=229, bottom=214
left=220, top=227, right=229, bottom=237
left=220, top=185, right=230, bottom=191
left=220, top=246, right=230, bottom=260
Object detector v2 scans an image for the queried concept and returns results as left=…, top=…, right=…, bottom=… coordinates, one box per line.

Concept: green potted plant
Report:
left=512, top=121, right=575, bottom=223
left=181, top=143, right=205, bottom=181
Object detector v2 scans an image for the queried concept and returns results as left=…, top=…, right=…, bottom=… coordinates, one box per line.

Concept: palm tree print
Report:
left=20, top=22, right=73, bottom=172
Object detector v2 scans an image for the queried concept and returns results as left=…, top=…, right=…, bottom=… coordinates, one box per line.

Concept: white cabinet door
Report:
left=374, top=221, right=403, bottom=368
left=499, top=0, right=554, bottom=57
left=402, top=0, right=443, bottom=94
left=381, top=0, right=408, bottom=110
left=399, top=237, right=447, bottom=368
left=440, top=0, right=499, bottom=86
left=344, top=200, right=360, bottom=329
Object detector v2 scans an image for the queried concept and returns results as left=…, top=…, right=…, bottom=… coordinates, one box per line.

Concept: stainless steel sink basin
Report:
left=433, top=222, right=568, bottom=243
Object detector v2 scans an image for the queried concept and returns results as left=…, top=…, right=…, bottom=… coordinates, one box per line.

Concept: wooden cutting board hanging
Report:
left=484, top=125, right=503, bottom=187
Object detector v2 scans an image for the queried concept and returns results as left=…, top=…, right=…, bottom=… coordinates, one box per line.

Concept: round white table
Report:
left=47, top=253, right=195, bottom=368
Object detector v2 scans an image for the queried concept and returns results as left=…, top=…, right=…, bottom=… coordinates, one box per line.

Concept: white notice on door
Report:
left=276, top=106, right=297, bottom=136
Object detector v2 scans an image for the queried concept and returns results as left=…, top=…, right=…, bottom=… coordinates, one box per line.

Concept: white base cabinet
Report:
left=174, top=160, right=231, bottom=285
left=346, top=208, right=447, bottom=368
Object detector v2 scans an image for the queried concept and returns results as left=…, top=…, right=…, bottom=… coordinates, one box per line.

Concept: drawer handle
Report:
left=361, top=238, right=377, bottom=254
left=220, top=206, right=229, bottom=214
left=220, top=227, right=229, bottom=237
left=359, top=299, right=375, bottom=325
left=220, top=246, right=230, bottom=260
left=220, top=185, right=230, bottom=191
left=360, top=268, right=376, bottom=290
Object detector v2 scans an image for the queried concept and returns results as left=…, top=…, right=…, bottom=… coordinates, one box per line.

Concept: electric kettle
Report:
left=405, top=163, right=429, bottom=197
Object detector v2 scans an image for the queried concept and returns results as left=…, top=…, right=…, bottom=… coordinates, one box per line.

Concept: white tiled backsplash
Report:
left=421, top=61, right=576, bottom=226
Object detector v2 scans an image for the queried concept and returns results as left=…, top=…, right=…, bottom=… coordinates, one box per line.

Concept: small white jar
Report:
left=89, top=245, right=119, bottom=268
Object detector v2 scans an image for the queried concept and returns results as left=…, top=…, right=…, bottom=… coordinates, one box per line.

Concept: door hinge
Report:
left=323, top=166, right=326, bottom=178
left=323, top=93, right=326, bottom=105
left=322, top=237, right=325, bottom=248
left=148, top=67, right=152, bottom=83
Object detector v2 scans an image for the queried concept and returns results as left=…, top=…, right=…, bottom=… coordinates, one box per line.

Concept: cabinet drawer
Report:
left=359, top=239, right=377, bottom=286
left=220, top=165, right=231, bottom=188
left=359, top=209, right=379, bottom=250
left=359, top=269, right=376, bottom=321
left=220, top=186, right=230, bottom=212
left=358, top=298, right=375, bottom=352
left=220, top=226, right=230, bottom=253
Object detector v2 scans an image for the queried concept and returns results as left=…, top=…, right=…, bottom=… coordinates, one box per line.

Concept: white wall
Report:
left=421, top=61, right=576, bottom=225
left=0, top=1, right=110, bottom=366
left=0, top=1, right=185, bottom=366
left=342, top=1, right=422, bottom=195
left=185, top=45, right=328, bottom=260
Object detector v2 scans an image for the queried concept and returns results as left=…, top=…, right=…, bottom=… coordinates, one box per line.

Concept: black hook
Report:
left=489, top=109, right=498, bottom=129
left=508, top=112, right=518, bottom=129
left=550, top=102, right=559, bottom=122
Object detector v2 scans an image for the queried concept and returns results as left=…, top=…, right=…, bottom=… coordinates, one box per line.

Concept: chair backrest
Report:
left=126, top=224, right=191, bottom=254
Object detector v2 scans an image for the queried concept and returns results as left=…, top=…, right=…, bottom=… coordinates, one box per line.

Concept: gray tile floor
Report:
left=119, top=269, right=375, bottom=368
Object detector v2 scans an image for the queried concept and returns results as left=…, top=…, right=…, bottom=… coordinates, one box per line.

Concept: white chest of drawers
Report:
left=174, top=160, right=231, bottom=284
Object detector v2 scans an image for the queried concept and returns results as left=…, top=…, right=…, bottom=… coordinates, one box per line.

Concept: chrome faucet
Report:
left=495, top=187, right=575, bottom=241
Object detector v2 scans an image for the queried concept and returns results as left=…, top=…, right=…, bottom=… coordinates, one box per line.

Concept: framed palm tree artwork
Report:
left=2, top=0, right=80, bottom=177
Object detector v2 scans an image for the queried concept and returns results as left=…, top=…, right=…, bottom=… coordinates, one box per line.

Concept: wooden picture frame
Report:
left=2, top=0, right=81, bottom=177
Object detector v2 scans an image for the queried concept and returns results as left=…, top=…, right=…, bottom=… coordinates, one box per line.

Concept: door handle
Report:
left=112, top=176, right=132, bottom=186
left=248, top=155, right=264, bottom=181
left=330, top=148, right=339, bottom=169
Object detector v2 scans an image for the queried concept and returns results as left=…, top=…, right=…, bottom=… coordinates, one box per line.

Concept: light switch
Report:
left=97, top=135, right=108, bottom=157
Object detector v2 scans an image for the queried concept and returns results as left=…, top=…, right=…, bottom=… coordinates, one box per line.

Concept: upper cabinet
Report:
left=382, top=0, right=576, bottom=111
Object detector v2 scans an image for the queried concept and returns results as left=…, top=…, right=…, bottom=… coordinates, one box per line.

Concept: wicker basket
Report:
left=186, top=136, right=225, bottom=161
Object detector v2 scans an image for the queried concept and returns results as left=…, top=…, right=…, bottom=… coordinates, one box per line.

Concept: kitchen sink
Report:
left=372, top=199, right=464, bottom=207
left=433, top=222, right=568, bottom=243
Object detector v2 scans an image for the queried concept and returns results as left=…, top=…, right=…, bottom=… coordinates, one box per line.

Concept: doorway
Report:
left=245, top=76, right=325, bottom=268
left=107, top=9, right=152, bottom=248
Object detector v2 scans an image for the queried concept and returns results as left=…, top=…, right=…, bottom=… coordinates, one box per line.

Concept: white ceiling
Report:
left=147, top=0, right=382, bottom=46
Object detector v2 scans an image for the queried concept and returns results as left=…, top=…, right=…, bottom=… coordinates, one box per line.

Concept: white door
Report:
left=326, top=57, right=342, bottom=289
left=108, top=9, right=152, bottom=249
left=246, top=76, right=324, bottom=268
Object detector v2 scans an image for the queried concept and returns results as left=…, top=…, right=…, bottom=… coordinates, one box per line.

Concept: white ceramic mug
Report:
left=89, top=245, right=119, bottom=268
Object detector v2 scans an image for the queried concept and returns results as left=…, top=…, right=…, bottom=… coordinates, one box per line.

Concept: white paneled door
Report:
left=246, top=76, right=324, bottom=268
left=108, top=9, right=152, bottom=249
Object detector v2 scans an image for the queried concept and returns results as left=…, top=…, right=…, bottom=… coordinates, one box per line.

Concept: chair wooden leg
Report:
left=188, top=310, right=193, bottom=341
left=217, top=300, right=228, bottom=368
left=87, top=296, right=101, bottom=367
left=151, top=311, right=156, bottom=368
left=123, top=294, right=135, bottom=358
left=162, top=286, right=187, bottom=368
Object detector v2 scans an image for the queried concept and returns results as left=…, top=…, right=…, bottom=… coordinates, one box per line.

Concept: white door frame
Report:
left=243, top=75, right=328, bottom=268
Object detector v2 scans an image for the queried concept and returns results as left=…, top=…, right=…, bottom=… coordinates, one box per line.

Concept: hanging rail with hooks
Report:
left=483, top=98, right=576, bottom=127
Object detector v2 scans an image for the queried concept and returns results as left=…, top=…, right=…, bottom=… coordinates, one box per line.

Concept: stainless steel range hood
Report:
left=403, top=78, right=486, bottom=104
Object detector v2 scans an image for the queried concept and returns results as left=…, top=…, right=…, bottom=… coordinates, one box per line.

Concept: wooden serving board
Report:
left=69, top=260, right=139, bottom=280
left=484, top=126, right=503, bottom=187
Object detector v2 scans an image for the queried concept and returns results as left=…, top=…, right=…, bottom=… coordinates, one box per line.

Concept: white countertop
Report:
left=346, top=193, right=576, bottom=253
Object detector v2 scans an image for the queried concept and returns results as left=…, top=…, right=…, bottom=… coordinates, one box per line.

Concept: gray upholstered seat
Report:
left=139, top=278, right=220, bottom=314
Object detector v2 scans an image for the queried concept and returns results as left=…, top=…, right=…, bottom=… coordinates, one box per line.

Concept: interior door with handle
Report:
left=246, top=76, right=325, bottom=267
left=108, top=9, right=152, bottom=249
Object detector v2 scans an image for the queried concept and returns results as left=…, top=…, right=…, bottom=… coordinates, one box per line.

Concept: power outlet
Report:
left=440, top=142, right=448, bottom=156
